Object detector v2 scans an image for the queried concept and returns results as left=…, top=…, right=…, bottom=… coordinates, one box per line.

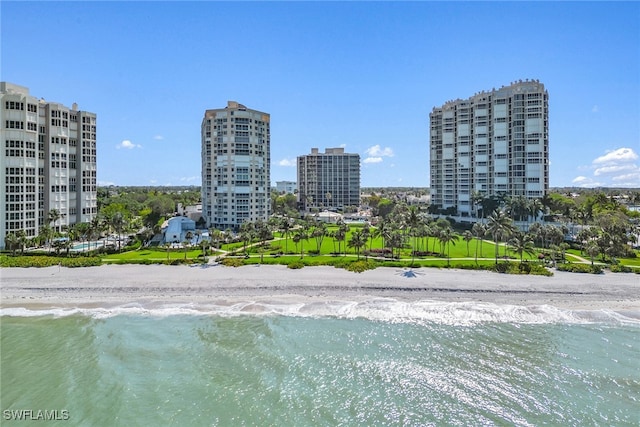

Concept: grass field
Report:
left=3, top=224, right=638, bottom=272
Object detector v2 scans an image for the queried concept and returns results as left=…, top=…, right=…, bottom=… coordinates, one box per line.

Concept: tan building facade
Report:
left=0, top=82, right=97, bottom=249
left=201, top=101, right=270, bottom=230
left=297, top=147, right=360, bottom=212
left=429, top=80, right=549, bottom=217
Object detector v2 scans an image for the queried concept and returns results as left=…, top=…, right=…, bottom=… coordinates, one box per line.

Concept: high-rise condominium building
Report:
left=201, top=101, right=270, bottom=230
left=0, top=82, right=97, bottom=249
left=297, top=147, right=360, bottom=212
left=429, top=80, right=549, bottom=217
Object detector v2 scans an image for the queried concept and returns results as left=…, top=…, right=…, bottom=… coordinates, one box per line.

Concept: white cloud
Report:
left=116, top=139, right=141, bottom=149
left=571, top=176, right=603, bottom=188
left=98, top=180, right=116, bottom=186
left=339, top=143, right=347, bottom=148
left=363, top=157, right=383, bottom=164
left=612, top=172, right=640, bottom=183
left=363, top=144, right=394, bottom=165
left=179, top=176, right=198, bottom=182
left=153, top=135, right=164, bottom=140
left=278, top=158, right=296, bottom=167
left=593, top=147, right=638, bottom=165
left=575, top=147, right=640, bottom=187
left=594, top=164, right=638, bottom=176
left=365, top=144, right=394, bottom=158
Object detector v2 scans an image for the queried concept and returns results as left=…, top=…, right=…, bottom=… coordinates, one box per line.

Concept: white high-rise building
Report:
left=297, top=147, right=360, bottom=212
left=0, top=82, right=97, bottom=249
left=201, top=101, right=270, bottom=231
left=429, top=80, right=549, bottom=217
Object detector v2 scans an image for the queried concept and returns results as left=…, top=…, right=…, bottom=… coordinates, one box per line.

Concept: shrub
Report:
left=221, top=257, right=245, bottom=267
left=60, top=257, right=102, bottom=268
left=411, top=251, right=439, bottom=257
left=344, top=260, right=377, bottom=273
left=492, top=263, right=510, bottom=273
left=556, top=263, right=603, bottom=274
left=364, top=248, right=393, bottom=257
left=0, top=255, right=102, bottom=268
left=450, top=263, right=486, bottom=271
left=527, top=263, right=554, bottom=276
left=609, top=265, right=632, bottom=273
left=287, top=260, right=304, bottom=269
left=518, top=262, right=532, bottom=274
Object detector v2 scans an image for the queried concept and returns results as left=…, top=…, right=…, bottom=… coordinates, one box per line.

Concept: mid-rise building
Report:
left=297, top=147, right=360, bottom=212
left=275, top=180, right=296, bottom=194
left=429, top=80, right=549, bottom=217
left=201, top=101, right=270, bottom=230
left=0, top=82, right=97, bottom=249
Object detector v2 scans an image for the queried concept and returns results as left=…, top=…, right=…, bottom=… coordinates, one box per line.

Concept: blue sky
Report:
left=2, top=1, right=639, bottom=188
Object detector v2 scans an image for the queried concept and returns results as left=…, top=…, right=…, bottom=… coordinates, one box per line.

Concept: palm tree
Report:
left=325, top=192, right=332, bottom=210
left=334, top=220, right=349, bottom=256
left=89, top=215, right=103, bottom=251
left=462, top=230, right=473, bottom=257
left=254, top=219, right=272, bottom=263
left=406, top=206, right=422, bottom=263
left=293, top=228, right=308, bottom=259
left=486, top=210, right=515, bottom=264
left=438, top=226, right=458, bottom=267
left=200, top=239, right=210, bottom=260
left=5, top=232, right=19, bottom=255
left=47, top=209, right=61, bottom=233
left=183, top=230, right=194, bottom=259
left=38, top=225, right=53, bottom=253
left=585, top=240, right=600, bottom=265
left=360, top=224, right=372, bottom=259
left=279, top=216, right=293, bottom=254
left=311, top=221, right=328, bottom=253
left=348, top=230, right=367, bottom=260
left=334, top=228, right=345, bottom=256
left=75, top=222, right=91, bottom=248
left=15, top=230, right=28, bottom=255
left=375, top=218, right=389, bottom=250
left=471, top=191, right=485, bottom=219
left=472, top=222, right=486, bottom=263
left=109, top=211, right=126, bottom=252
left=386, top=230, right=406, bottom=259
left=208, top=228, right=221, bottom=250
left=528, top=198, right=544, bottom=224
left=508, top=232, right=536, bottom=263
left=239, top=222, right=254, bottom=255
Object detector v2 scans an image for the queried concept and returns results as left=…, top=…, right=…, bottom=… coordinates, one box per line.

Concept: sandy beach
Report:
left=1, top=264, right=639, bottom=312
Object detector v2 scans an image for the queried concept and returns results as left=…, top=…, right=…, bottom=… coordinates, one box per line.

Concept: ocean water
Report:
left=1, top=301, right=639, bottom=426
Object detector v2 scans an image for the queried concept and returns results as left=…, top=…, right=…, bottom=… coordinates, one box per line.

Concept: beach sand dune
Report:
left=1, top=264, right=638, bottom=311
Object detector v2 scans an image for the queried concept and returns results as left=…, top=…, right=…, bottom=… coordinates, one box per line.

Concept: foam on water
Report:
left=2, top=299, right=639, bottom=326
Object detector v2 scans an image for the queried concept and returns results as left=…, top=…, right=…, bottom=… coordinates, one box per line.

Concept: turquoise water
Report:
left=71, top=241, right=103, bottom=251
left=1, top=308, right=639, bottom=426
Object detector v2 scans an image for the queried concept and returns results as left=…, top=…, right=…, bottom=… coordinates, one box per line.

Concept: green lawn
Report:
left=239, top=232, right=536, bottom=262
left=6, top=226, right=638, bottom=272
left=102, top=248, right=209, bottom=262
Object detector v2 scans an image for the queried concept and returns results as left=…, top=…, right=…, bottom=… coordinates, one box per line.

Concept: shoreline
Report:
left=1, top=264, right=639, bottom=313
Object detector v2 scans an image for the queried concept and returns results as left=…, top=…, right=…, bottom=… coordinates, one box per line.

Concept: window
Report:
left=5, top=120, right=24, bottom=129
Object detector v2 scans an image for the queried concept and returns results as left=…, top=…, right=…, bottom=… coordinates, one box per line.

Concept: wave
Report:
left=2, top=299, right=639, bottom=326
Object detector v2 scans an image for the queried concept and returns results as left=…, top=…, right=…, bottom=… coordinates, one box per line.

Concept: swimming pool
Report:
left=71, top=241, right=104, bottom=251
